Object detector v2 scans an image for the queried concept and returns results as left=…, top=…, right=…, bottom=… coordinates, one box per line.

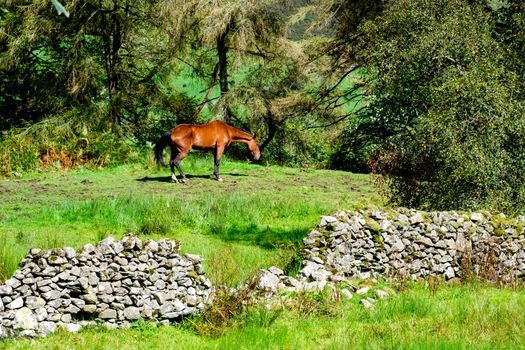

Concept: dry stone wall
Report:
left=0, top=235, right=211, bottom=339
left=300, top=209, right=525, bottom=283
left=254, top=209, right=525, bottom=295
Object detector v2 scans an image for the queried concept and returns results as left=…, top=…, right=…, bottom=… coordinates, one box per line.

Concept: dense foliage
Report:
left=331, top=0, right=525, bottom=212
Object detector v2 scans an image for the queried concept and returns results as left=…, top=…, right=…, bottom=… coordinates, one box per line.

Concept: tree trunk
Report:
left=103, top=2, right=123, bottom=127
left=217, top=28, right=233, bottom=123
left=260, top=110, right=279, bottom=152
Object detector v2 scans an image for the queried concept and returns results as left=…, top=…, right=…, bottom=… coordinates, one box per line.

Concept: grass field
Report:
left=1, top=156, right=525, bottom=349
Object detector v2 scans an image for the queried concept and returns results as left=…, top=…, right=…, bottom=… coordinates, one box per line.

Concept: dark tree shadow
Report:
left=209, top=222, right=308, bottom=249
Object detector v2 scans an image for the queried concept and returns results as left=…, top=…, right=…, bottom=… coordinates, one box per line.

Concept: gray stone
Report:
left=172, top=299, right=185, bottom=312
left=340, top=289, right=353, bottom=299
left=123, top=306, right=140, bottom=320
left=83, top=304, right=97, bottom=313
left=14, top=307, right=38, bottom=330
left=0, top=285, right=13, bottom=295
left=361, top=299, right=375, bottom=309
left=444, top=266, right=455, bottom=280
left=63, top=247, right=77, bottom=259
left=356, top=287, right=370, bottom=295
left=99, top=309, right=117, bottom=319
left=62, top=323, right=82, bottom=333
left=48, top=255, right=68, bottom=265
left=19, top=329, right=37, bottom=338
left=256, top=270, right=280, bottom=292
left=7, top=297, right=24, bottom=310
left=374, top=289, right=389, bottom=299
left=0, top=324, right=13, bottom=339
left=26, top=296, right=46, bottom=309
left=81, top=292, right=98, bottom=304
left=268, top=266, right=284, bottom=276
left=42, top=290, right=61, bottom=301
left=5, top=278, right=21, bottom=289
left=470, top=212, right=484, bottom=222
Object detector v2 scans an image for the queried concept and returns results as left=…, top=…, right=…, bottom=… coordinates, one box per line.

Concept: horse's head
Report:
left=248, top=134, right=261, bottom=161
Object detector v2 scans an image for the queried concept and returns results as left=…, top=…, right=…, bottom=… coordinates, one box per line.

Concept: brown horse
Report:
left=154, top=120, right=261, bottom=182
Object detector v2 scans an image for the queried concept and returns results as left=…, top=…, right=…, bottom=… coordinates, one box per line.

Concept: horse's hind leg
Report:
left=174, top=154, right=187, bottom=183
left=170, top=149, right=180, bottom=183
left=169, top=157, right=179, bottom=183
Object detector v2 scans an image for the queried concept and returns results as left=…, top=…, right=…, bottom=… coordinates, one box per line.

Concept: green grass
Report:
left=0, top=156, right=379, bottom=285
left=2, top=158, right=525, bottom=349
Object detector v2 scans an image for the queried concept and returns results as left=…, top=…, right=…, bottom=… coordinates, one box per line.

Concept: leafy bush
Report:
left=348, top=0, right=525, bottom=213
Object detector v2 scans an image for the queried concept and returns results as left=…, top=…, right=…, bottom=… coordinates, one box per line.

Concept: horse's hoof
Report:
left=217, top=177, right=223, bottom=182
left=181, top=178, right=187, bottom=183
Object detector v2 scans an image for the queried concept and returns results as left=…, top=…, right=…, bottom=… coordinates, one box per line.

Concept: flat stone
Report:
left=5, top=278, right=21, bottom=289
left=42, top=290, right=61, bottom=301
left=14, top=307, right=38, bottom=330
left=99, top=309, right=117, bottom=319
left=470, top=212, right=484, bottom=222
left=7, top=297, right=24, bottom=310
left=19, top=329, right=37, bottom=338
left=62, top=323, right=82, bottom=333
left=26, top=296, right=46, bottom=309
left=361, top=299, right=375, bottom=309
left=356, top=287, right=370, bottom=295
left=123, top=306, right=140, bottom=320
left=48, top=255, right=68, bottom=265
left=0, top=285, right=13, bottom=295
left=36, top=321, right=56, bottom=337
left=374, top=289, right=389, bottom=299
left=0, top=324, right=13, bottom=339
left=256, top=270, right=280, bottom=292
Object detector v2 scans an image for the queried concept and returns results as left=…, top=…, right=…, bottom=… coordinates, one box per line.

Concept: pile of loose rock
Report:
left=253, top=208, right=525, bottom=296
left=0, top=235, right=211, bottom=339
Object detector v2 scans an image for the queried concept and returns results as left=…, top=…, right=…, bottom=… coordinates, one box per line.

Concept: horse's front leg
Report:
left=214, top=145, right=225, bottom=181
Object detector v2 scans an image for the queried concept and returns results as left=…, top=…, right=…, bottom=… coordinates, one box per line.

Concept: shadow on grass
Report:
left=137, top=173, right=248, bottom=183
left=210, top=222, right=309, bottom=249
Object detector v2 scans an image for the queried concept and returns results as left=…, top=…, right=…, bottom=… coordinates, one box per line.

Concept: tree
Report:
left=340, top=0, right=525, bottom=212
left=0, top=0, right=185, bottom=130
left=163, top=0, right=288, bottom=124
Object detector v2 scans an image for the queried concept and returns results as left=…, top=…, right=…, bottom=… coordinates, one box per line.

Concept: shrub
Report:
left=349, top=0, right=525, bottom=213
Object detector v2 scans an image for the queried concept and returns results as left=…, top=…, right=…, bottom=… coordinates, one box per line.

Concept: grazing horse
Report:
left=154, top=120, right=261, bottom=182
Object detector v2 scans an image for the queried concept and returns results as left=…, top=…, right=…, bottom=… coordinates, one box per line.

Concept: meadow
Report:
left=1, top=156, right=525, bottom=349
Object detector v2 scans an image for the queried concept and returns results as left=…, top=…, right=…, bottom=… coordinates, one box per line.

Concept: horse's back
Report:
left=171, top=120, right=230, bottom=149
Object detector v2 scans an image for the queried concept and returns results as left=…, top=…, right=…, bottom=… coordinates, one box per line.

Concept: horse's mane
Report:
left=225, top=122, right=254, bottom=136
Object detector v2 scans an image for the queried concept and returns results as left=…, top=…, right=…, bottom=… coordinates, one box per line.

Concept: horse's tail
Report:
left=154, top=130, right=171, bottom=166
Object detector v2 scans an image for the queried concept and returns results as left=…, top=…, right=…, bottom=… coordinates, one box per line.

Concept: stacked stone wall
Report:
left=298, top=209, right=525, bottom=283
left=0, top=236, right=211, bottom=338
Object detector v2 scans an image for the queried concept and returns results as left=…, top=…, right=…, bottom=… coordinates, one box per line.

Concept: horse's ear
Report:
left=253, top=133, right=257, bottom=140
